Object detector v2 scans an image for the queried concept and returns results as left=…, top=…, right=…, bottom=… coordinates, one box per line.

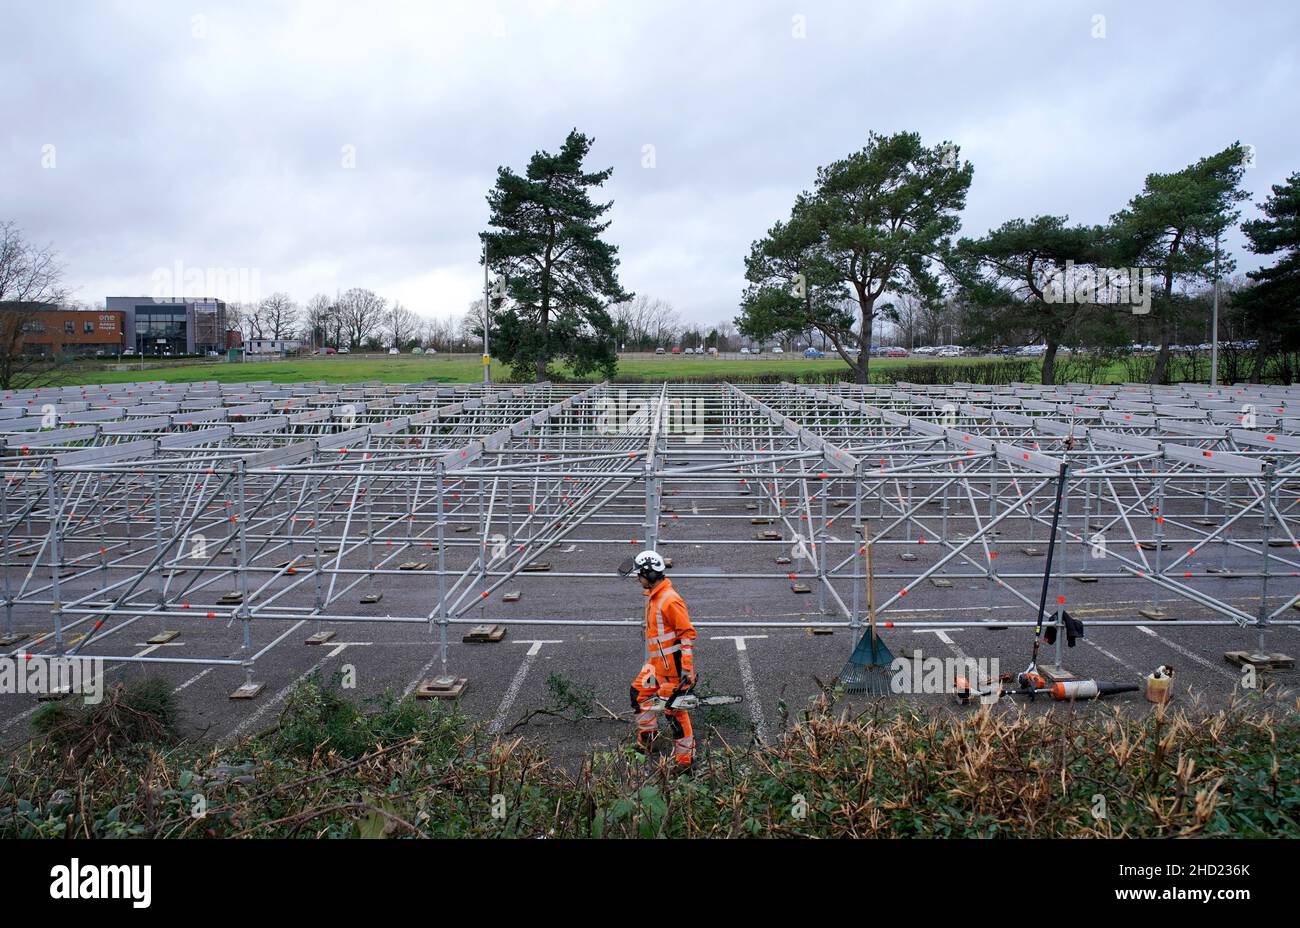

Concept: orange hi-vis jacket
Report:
left=642, top=578, right=696, bottom=683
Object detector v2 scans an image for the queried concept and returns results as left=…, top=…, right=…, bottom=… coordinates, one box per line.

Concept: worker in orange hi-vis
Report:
left=619, top=550, right=696, bottom=769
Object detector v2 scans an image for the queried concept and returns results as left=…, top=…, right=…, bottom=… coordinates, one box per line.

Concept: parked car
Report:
left=388, top=347, right=400, bottom=355
left=803, top=348, right=825, bottom=359
left=708, top=347, right=718, bottom=355
left=671, top=346, right=681, bottom=354
left=684, top=347, right=694, bottom=355
left=123, top=348, right=136, bottom=356
left=338, top=347, right=350, bottom=354
left=937, top=347, right=961, bottom=358
left=885, top=346, right=909, bottom=358
left=771, top=346, right=784, bottom=354
left=739, top=347, right=750, bottom=354
left=655, top=347, right=666, bottom=354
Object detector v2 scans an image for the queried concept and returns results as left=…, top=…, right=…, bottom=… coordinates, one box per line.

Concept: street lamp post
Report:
left=1210, top=231, right=1220, bottom=387
left=482, top=240, right=491, bottom=386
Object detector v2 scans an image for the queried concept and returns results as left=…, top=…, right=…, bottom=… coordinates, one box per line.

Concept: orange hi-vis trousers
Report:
left=631, top=662, right=694, bottom=766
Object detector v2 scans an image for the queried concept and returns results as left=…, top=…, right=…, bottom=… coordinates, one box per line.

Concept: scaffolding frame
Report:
left=1, top=377, right=1297, bottom=690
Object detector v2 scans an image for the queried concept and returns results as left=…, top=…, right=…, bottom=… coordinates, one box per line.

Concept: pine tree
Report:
left=482, top=130, right=631, bottom=382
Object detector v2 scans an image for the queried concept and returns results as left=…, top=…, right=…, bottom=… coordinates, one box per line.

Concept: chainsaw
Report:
left=644, top=690, right=742, bottom=712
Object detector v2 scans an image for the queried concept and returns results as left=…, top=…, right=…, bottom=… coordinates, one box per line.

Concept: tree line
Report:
left=226, top=290, right=488, bottom=354
left=3, top=129, right=1296, bottom=386
left=736, top=132, right=1299, bottom=385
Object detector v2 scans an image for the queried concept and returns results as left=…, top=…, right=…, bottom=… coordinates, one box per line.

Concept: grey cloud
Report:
left=3, top=0, right=1296, bottom=325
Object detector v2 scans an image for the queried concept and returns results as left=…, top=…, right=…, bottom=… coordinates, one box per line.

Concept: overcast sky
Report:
left=3, top=0, right=1297, bottom=327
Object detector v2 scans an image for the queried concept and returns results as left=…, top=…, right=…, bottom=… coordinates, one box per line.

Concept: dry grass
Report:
left=2, top=679, right=1296, bottom=838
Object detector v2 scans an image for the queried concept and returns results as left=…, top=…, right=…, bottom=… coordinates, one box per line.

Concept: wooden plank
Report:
left=415, top=676, right=467, bottom=699
left=1223, top=651, right=1294, bottom=671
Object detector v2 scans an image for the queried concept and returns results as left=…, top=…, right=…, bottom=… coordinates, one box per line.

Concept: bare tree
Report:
left=337, top=288, right=385, bottom=349
left=387, top=301, right=419, bottom=349
left=228, top=301, right=263, bottom=343
left=714, top=320, right=738, bottom=351
left=0, top=221, right=69, bottom=389
left=609, top=294, right=682, bottom=350
left=457, top=305, right=484, bottom=351
left=300, top=293, right=334, bottom=350
left=223, top=301, right=245, bottom=346
left=258, top=292, right=298, bottom=340
left=649, top=300, right=681, bottom=349
left=414, top=314, right=462, bottom=353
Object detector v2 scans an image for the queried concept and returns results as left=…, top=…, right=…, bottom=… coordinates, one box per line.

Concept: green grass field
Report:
left=50, top=354, right=989, bottom=386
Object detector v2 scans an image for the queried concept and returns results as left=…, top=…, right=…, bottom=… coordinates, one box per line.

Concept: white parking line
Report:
left=325, top=641, right=372, bottom=659
left=711, top=635, right=769, bottom=745
left=226, top=650, right=337, bottom=740
left=1136, top=626, right=1238, bottom=682
left=917, top=628, right=970, bottom=661
left=403, top=653, right=443, bottom=698
left=489, top=639, right=562, bottom=735
left=173, top=667, right=213, bottom=693
left=0, top=702, right=40, bottom=732
left=1080, top=637, right=1143, bottom=679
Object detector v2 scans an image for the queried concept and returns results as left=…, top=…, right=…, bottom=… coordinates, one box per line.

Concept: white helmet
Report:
left=619, top=549, right=666, bottom=580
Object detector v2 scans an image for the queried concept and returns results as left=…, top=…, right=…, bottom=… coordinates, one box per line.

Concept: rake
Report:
left=838, top=525, right=895, bottom=695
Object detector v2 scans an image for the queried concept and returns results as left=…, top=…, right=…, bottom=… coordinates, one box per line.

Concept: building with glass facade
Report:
left=105, top=297, right=228, bottom=355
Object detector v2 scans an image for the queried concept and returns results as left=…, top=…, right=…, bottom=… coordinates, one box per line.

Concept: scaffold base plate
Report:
left=147, top=630, right=179, bottom=644
left=416, top=677, right=467, bottom=699
left=1037, top=665, right=1076, bottom=684
left=229, top=682, right=265, bottom=700
left=1224, top=651, right=1294, bottom=671
left=305, top=631, right=336, bottom=645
